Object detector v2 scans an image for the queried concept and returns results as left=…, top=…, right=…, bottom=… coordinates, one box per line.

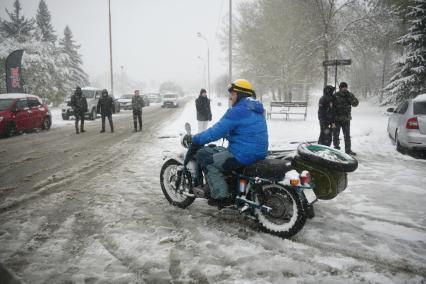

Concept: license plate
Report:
left=303, top=188, right=317, bottom=204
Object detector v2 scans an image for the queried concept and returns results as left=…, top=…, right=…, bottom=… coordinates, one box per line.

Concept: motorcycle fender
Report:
left=162, top=150, right=185, bottom=164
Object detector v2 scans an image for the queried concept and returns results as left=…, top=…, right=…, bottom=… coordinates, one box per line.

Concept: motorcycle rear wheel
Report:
left=255, top=184, right=306, bottom=238
left=160, top=159, right=195, bottom=208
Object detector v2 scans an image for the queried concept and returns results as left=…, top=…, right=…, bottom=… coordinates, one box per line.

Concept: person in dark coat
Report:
left=195, top=89, right=212, bottom=133
left=332, top=82, right=359, bottom=155
left=131, top=90, right=144, bottom=132
left=318, top=85, right=336, bottom=146
left=70, top=86, right=88, bottom=134
left=97, top=89, right=114, bottom=133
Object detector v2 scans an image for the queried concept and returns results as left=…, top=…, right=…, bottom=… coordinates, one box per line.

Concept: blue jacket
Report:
left=192, top=97, right=268, bottom=165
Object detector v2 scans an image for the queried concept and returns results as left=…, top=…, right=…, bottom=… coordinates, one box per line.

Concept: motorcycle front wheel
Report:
left=255, top=184, right=306, bottom=238
left=160, top=159, right=195, bottom=208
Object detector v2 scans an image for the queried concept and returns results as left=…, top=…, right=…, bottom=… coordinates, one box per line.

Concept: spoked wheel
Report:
left=255, top=184, right=306, bottom=238
left=160, top=159, right=195, bottom=208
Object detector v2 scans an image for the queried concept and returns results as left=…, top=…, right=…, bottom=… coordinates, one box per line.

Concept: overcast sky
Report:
left=1, top=0, right=236, bottom=93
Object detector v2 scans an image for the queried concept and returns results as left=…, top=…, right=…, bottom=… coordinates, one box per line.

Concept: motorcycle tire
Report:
left=296, top=143, right=358, bottom=172
left=160, top=159, right=195, bottom=208
left=255, top=184, right=306, bottom=238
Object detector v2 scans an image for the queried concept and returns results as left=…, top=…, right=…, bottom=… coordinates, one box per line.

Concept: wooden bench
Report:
left=267, top=101, right=308, bottom=120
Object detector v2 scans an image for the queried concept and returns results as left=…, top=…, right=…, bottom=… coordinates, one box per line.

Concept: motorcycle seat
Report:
left=238, top=158, right=293, bottom=180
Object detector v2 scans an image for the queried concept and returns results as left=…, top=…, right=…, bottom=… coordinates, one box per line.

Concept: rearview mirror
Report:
left=185, top=122, right=191, bottom=135
left=386, top=107, right=395, bottom=113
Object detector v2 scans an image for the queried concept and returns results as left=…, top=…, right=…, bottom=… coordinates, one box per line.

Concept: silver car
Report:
left=387, top=94, right=426, bottom=152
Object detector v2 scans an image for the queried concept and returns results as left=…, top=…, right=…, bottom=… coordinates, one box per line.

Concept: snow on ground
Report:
left=49, top=107, right=133, bottom=129
left=3, top=97, right=425, bottom=282
left=156, top=96, right=426, bottom=282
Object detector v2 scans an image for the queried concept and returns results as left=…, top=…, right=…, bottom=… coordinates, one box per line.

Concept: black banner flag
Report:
left=5, top=50, right=24, bottom=93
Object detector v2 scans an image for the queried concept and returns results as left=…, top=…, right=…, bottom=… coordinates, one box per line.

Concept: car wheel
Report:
left=395, top=131, right=406, bottom=154
left=42, top=117, right=51, bottom=130
left=4, top=122, right=16, bottom=138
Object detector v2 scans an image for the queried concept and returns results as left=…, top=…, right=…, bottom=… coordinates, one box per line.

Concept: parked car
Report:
left=142, top=94, right=150, bottom=107
left=387, top=94, right=426, bottom=153
left=145, top=92, right=161, bottom=103
left=161, top=93, right=179, bottom=108
left=111, top=94, right=121, bottom=113
left=62, top=87, right=102, bottom=120
left=118, top=94, right=133, bottom=110
left=118, top=94, right=149, bottom=110
left=0, top=93, right=52, bottom=137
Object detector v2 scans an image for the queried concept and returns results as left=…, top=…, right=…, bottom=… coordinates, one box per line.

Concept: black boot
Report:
left=208, top=197, right=234, bottom=210
left=346, top=150, right=357, bottom=156
left=100, top=129, right=105, bottom=133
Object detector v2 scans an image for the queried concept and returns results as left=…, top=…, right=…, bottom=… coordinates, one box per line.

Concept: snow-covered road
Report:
left=0, top=97, right=425, bottom=283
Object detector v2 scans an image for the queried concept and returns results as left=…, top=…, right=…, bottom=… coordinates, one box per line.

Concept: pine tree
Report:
left=36, top=0, right=56, bottom=43
left=0, top=0, right=34, bottom=42
left=58, top=26, right=89, bottom=91
left=384, top=0, right=426, bottom=104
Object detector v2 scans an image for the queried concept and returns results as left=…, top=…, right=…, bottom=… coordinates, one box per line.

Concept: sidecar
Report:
left=269, top=143, right=358, bottom=200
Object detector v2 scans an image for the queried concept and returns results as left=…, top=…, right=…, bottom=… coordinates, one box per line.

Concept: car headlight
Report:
left=0, top=116, right=3, bottom=121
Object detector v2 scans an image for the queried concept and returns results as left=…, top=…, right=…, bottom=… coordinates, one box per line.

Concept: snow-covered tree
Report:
left=384, top=0, right=426, bottom=104
left=58, top=26, right=89, bottom=90
left=0, top=0, right=34, bottom=42
left=35, top=0, right=56, bottom=43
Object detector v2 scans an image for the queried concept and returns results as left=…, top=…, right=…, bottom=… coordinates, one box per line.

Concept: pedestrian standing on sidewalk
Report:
left=97, top=89, right=114, bottom=133
left=318, top=85, right=335, bottom=146
left=332, top=82, right=359, bottom=155
left=132, top=90, right=144, bottom=132
left=195, top=88, right=212, bottom=133
left=70, top=86, right=88, bottom=134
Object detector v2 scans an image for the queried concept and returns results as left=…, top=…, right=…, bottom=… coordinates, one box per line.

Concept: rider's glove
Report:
left=182, top=134, right=192, bottom=148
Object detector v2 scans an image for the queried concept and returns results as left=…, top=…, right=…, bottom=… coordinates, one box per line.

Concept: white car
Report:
left=62, top=87, right=102, bottom=120
left=161, top=93, right=179, bottom=108
left=118, top=94, right=133, bottom=110
left=387, top=94, right=426, bottom=152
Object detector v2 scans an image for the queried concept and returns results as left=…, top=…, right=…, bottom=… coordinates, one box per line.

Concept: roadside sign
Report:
left=322, top=59, right=352, bottom=66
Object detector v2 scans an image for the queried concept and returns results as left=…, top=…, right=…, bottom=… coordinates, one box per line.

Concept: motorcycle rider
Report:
left=96, top=89, right=114, bottom=133
left=184, top=79, right=268, bottom=209
left=70, top=86, right=88, bottom=134
left=318, top=85, right=336, bottom=146
left=332, top=82, right=359, bottom=155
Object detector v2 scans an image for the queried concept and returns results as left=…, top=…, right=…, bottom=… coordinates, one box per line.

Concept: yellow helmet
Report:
left=228, top=79, right=255, bottom=97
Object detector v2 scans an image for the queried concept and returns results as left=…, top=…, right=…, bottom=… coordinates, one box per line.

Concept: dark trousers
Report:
left=195, top=146, right=242, bottom=199
left=101, top=114, right=113, bottom=131
left=75, top=113, right=84, bottom=133
left=133, top=110, right=142, bottom=130
left=318, top=120, right=332, bottom=146
left=333, top=121, right=351, bottom=151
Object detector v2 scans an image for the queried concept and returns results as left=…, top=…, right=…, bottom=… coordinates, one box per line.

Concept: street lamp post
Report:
left=197, top=56, right=207, bottom=88
left=108, top=0, right=114, bottom=94
left=120, top=66, right=124, bottom=94
left=197, top=32, right=210, bottom=97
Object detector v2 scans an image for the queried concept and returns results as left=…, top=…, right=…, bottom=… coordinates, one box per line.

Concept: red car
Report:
left=0, top=93, right=52, bottom=137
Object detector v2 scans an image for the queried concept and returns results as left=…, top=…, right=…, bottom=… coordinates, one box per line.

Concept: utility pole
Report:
left=108, top=0, right=114, bottom=94
left=196, top=32, right=210, bottom=98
